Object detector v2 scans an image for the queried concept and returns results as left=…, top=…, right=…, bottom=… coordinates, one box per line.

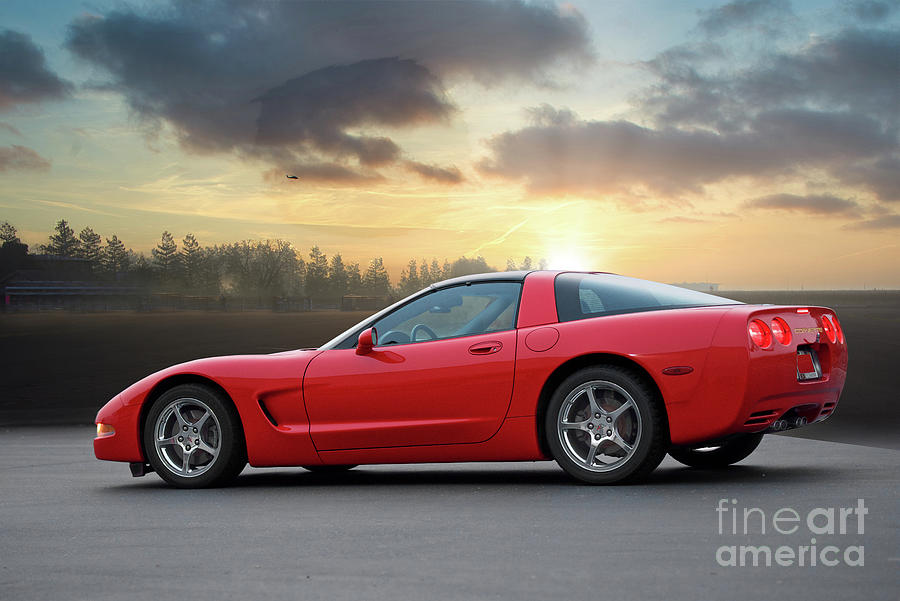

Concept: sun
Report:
left=546, top=248, right=593, bottom=271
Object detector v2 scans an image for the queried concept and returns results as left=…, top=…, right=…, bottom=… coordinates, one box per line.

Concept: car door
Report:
left=303, top=282, right=521, bottom=450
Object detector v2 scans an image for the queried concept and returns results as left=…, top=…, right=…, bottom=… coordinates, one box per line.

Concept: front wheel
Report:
left=143, top=384, right=247, bottom=488
left=668, top=433, right=764, bottom=468
left=546, top=366, right=668, bottom=484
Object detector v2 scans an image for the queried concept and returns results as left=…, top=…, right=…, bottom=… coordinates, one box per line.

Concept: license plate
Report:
left=797, top=349, right=822, bottom=381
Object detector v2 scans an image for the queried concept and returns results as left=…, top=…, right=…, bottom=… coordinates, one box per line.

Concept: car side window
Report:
left=372, top=282, right=521, bottom=345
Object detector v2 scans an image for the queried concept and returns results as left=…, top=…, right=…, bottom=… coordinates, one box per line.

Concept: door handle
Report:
left=468, top=341, right=503, bottom=355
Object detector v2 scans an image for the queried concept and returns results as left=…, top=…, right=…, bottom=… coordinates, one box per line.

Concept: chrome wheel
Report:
left=556, top=380, right=642, bottom=473
left=153, top=397, right=221, bottom=478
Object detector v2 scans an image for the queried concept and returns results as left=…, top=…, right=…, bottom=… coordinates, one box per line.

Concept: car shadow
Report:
left=99, top=462, right=843, bottom=491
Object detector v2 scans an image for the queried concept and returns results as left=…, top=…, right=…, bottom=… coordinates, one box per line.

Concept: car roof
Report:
left=430, top=270, right=535, bottom=289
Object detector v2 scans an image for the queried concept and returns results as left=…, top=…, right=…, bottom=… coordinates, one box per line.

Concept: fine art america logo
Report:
left=715, top=498, right=867, bottom=567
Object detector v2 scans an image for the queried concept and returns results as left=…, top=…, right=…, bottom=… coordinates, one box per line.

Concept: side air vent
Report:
left=258, top=399, right=279, bottom=427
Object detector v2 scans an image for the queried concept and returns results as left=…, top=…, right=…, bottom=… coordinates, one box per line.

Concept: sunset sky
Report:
left=1, top=0, right=898, bottom=289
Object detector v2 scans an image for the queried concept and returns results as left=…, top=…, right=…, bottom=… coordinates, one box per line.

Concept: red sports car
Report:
left=94, top=271, right=848, bottom=488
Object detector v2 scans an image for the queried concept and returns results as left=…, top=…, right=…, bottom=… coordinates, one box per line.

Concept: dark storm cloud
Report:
left=65, top=0, right=591, bottom=175
left=404, top=161, right=464, bottom=185
left=254, top=58, right=452, bottom=166
left=477, top=108, right=896, bottom=196
left=696, top=0, right=794, bottom=37
left=0, top=29, right=71, bottom=110
left=0, top=145, right=51, bottom=172
left=843, top=214, right=900, bottom=229
left=741, top=193, right=863, bottom=217
left=846, top=0, right=900, bottom=22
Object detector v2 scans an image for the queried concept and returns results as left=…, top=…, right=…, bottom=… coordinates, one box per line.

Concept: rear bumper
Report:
left=667, top=305, right=848, bottom=446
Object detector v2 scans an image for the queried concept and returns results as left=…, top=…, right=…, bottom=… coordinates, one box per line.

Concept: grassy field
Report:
left=1, top=291, right=896, bottom=448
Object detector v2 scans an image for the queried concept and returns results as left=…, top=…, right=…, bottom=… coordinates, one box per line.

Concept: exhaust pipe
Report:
left=771, top=419, right=789, bottom=432
left=792, top=416, right=808, bottom=428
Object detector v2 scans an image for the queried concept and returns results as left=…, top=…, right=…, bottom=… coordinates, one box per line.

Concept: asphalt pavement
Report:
left=1, top=427, right=897, bottom=601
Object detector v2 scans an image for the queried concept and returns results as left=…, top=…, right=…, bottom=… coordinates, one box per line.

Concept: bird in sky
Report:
left=285, top=174, right=299, bottom=179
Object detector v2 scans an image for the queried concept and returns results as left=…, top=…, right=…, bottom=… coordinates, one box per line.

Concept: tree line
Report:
left=1, top=219, right=543, bottom=301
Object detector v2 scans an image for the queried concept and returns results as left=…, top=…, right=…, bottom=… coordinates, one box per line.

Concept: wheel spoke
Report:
left=197, top=439, right=218, bottom=457
left=609, top=399, right=635, bottom=422
left=181, top=449, right=192, bottom=473
left=560, top=419, right=590, bottom=431
left=583, top=440, right=600, bottom=467
left=610, top=432, right=634, bottom=454
left=155, top=435, right=179, bottom=449
left=173, top=403, right=190, bottom=428
left=193, top=410, right=212, bottom=430
left=584, top=387, right=601, bottom=414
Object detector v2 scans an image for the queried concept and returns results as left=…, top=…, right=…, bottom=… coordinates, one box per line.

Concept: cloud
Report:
left=741, top=193, right=863, bottom=217
left=843, top=214, right=900, bottom=229
left=845, top=0, right=900, bottom=22
left=0, top=29, right=71, bottom=110
left=0, top=144, right=51, bottom=172
left=254, top=58, right=453, bottom=166
left=482, top=13, right=899, bottom=216
left=65, top=0, right=591, bottom=177
left=697, top=0, right=794, bottom=37
left=0, top=122, right=22, bottom=136
left=404, top=161, right=464, bottom=185
left=478, top=107, right=896, bottom=196
left=833, top=156, right=900, bottom=202
left=643, top=28, right=900, bottom=130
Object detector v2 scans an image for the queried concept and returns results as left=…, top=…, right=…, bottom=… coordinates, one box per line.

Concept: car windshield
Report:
left=555, top=273, right=741, bottom=322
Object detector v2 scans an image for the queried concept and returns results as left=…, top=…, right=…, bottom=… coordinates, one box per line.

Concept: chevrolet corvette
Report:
left=94, top=270, right=848, bottom=487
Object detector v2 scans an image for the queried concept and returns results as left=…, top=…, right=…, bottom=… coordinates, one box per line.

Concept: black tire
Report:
left=668, top=433, right=764, bottom=469
left=143, top=383, right=247, bottom=488
left=301, top=464, right=358, bottom=473
left=545, top=365, right=668, bottom=484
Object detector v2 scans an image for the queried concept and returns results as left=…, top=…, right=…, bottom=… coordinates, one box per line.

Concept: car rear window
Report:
left=554, top=273, right=741, bottom=322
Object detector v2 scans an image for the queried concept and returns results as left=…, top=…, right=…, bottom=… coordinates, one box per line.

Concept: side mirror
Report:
left=356, top=327, right=378, bottom=355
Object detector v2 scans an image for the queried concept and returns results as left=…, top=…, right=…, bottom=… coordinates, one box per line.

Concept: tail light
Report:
left=748, top=319, right=772, bottom=349
left=821, top=315, right=837, bottom=344
left=832, top=315, right=844, bottom=343
left=770, top=317, right=791, bottom=345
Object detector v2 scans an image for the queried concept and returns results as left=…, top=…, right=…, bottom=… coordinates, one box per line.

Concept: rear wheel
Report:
left=668, top=433, right=764, bottom=468
left=546, top=366, right=668, bottom=484
left=143, top=384, right=246, bottom=488
left=301, top=465, right=358, bottom=473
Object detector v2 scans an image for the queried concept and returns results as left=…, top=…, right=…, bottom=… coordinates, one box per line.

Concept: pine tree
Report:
left=76, top=227, right=103, bottom=268
left=181, top=233, right=202, bottom=287
left=419, top=259, right=431, bottom=286
left=152, top=231, right=180, bottom=283
left=43, top=219, right=79, bottom=257
left=103, top=235, right=130, bottom=275
left=0, top=221, right=20, bottom=245
left=328, top=253, right=349, bottom=298
left=399, top=258, right=420, bottom=294
left=362, top=257, right=391, bottom=296
left=346, top=262, right=362, bottom=294
left=305, top=246, right=329, bottom=299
